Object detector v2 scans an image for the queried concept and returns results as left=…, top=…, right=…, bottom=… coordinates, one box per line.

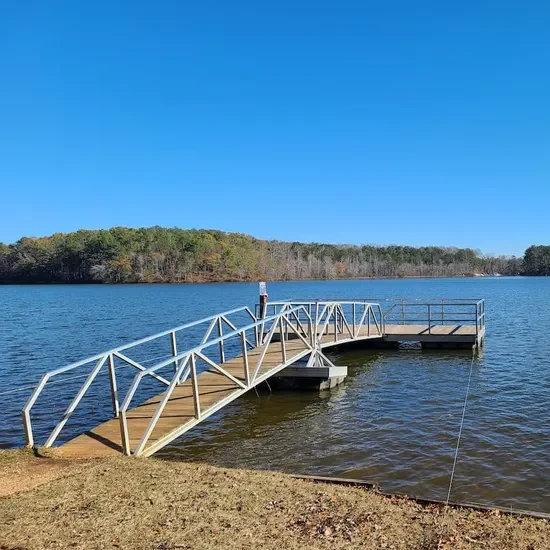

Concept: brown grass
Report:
left=0, top=454, right=549, bottom=549
left=0, top=448, right=99, bottom=499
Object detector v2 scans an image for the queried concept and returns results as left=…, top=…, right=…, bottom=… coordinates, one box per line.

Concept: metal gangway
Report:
left=21, top=298, right=485, bottom=458
left=22, top=301, right=384, bottom=457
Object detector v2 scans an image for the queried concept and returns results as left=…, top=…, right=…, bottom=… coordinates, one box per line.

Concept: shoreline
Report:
left=0, top=274, right=520, bottom=286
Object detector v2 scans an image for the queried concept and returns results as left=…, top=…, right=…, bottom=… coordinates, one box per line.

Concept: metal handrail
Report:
left=258, top=301, right=385, bottom=343
left=22, top=297, right=481, bottom=455
left=273, top=297, right=484, bottom=306
left=22, top=305, right=257, bottom=447
left=381, top=300, right=485, bottom=335
left=123, top=301, right=386, bottom=456
left=22, top=299, right=387, bottom=454
left=119, top=304, right=314, bottom=455
left=261, top=298, right=485, bottom=337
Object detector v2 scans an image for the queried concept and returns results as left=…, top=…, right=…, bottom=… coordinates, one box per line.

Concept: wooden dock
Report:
left=57, top=335, right=373, bottom=458
left=23, top=298, right=485, bottom=458
left=275, top=323, right=482, bottom=347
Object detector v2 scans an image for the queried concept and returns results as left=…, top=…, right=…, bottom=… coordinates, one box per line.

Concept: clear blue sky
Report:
left=1, top=1, right=548, bottom=256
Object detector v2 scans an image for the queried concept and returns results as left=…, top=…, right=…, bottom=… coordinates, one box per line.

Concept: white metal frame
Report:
left=21, top=300, right=386, bottom=455
left=22, top=305, right=257, bottom=448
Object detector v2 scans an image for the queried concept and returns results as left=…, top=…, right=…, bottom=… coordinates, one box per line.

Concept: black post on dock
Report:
left=259, top=281, right=268, bottom=319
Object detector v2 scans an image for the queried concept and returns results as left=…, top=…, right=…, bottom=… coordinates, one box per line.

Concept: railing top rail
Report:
left=39, top=305, right=255, bottom=378
left=272, top=297, right=484, bottom=304
left=262, top=300, right=383, bottom=306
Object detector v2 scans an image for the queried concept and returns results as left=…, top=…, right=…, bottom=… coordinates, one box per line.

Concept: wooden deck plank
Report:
left=384, top=324, right=477, bottom=336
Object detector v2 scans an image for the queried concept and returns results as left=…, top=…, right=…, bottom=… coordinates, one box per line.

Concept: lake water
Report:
left=1, top=278, right=549, bottom=513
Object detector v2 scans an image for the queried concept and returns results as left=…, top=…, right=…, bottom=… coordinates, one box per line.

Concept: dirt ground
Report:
left=0, top=452, right=549, bottom=549
left=0, top=449, right=93, bottom=498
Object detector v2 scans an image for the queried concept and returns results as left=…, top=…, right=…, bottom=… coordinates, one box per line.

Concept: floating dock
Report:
left=22, top=298, right=485, bottom=458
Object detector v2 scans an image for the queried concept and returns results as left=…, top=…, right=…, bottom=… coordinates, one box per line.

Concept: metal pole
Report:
left=308, top=310, right=314, bottom=346
left=217, top=317, right=225, bottom=363
left=108, top=353, right=119, bottom=418
left=241, top=331, right=250, bottom=386
left=285, top=311, right=289, bottom=341
left=119, top=411, right=131, bottom=455
left=368, top=307, right=371, bottom=336
left=280, top=317, right=287, bottom=363
left=333, top=306, right=338, bottom=342
left=170, top=331, right=178, bottom=373
left=190, top=354, right=201, bottom=419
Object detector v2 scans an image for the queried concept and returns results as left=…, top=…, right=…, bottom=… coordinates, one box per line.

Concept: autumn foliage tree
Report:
left=0, top=226, right=524, bottom=284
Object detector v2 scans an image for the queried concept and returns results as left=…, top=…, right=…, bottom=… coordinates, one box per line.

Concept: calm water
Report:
left=1, top=278, right=549, bottom=512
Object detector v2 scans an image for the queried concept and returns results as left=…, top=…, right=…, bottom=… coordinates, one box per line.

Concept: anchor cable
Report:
left=446, top=352, right=476, bottom=504
left=437, top=353, right=477, bottom=549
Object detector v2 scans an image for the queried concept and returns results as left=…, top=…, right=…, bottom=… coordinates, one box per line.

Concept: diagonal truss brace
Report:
left=305, top=344, right=338, bottom=369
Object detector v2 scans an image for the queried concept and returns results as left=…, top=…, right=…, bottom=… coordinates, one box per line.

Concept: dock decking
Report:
left=57, top=334, right=375, bottom=458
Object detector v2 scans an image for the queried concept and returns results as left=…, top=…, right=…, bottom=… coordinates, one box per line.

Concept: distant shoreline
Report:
left=0, top=274, right=521, bottom=286
left=2, top=227, right=529, bottom=284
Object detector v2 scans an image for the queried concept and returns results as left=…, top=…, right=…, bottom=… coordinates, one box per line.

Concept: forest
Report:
left=0, top=226, right=528, bottom=284
left=521, top=246, right=550, bottom=276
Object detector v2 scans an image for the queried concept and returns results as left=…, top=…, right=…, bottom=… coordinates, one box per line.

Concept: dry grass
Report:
left=0, top=448, right=97, bottom=499
left=0, top=454, right=549, bottom=549
left=0, top=449, right=34, bottom=464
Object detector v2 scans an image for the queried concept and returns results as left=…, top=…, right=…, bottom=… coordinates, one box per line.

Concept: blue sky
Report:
left=1, top=1, right=548, bottom=255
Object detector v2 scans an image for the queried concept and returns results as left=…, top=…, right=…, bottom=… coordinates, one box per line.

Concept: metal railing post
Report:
left=108, top=353, right=119, bottom=418
left=280, top=317, right=287, bottom=363
left=368, top=307, right=371, bottom=336
left=22, top=374, right=51, bottom=448
left=170, top=331, right=178, bottom=373
left=117, top=372, right=145, bottom=456
left=119, top=411, right=131, bottom=455
left=352, top=303, right=356, bottom=337
left=217, top=317, right=225, bottom=363
left=428, top=304, right=432, bottom=334
left=241, top=331, right=250, bottom=386
left=285, top=312, right=289, bottom=341
left=315, top=302, right=319, bottom=335
left=22, top=410, right=34, bottom=448
left=190, top=353, right=201, bottom=420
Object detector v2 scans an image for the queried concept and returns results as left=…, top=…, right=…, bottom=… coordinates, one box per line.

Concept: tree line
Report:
left=0, top=226, right=529, bottom=284
left=522, top=246, right=550, bottom=276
